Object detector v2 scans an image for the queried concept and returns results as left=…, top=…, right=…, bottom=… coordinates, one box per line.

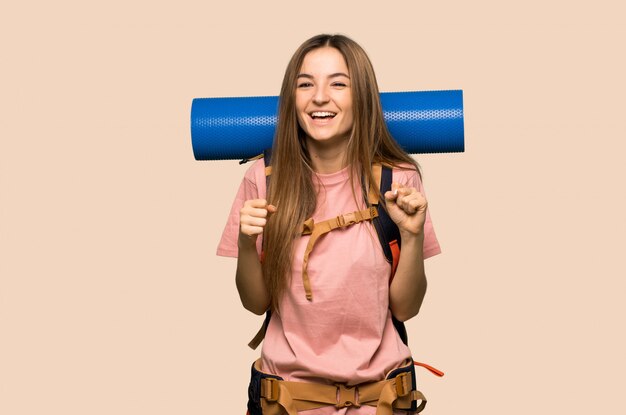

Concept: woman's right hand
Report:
left=239, top=199, right=277, bottom=242
left=237, top=199, right=274, bottom=314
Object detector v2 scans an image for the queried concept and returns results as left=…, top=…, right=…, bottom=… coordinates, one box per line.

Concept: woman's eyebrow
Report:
left=296, top=72, right=350, bottom=79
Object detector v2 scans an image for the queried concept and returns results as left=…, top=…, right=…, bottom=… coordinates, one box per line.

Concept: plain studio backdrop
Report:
left=1, top=1, right=624, bottom=414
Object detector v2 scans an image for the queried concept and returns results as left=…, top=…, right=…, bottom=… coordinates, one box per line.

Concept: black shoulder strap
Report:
left=263, top=148, right=273, bottom=166
left=370, top=165, right=409, bottom=346
left=371, top=166, right=402, bottom=259
left=263, top=148, right=272, bottom=190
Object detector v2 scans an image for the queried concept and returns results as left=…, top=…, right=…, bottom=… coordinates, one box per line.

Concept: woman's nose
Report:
left=312, top=86, right=330, bottom=105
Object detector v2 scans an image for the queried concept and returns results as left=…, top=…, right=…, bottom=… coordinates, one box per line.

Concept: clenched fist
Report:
left=239, top=199, right=277, bottom=240
left=384, top=183, right=428, bottom=237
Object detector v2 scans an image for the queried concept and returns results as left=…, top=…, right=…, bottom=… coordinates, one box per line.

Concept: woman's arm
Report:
left=388, top=231, right=427, bottom=321
left=235, top=199, right=274, bottom=315
left=384, top=185, right=429, bottom=321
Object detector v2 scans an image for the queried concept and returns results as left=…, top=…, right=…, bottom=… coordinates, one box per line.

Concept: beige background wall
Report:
left=2, top=1, right=624, bottom=414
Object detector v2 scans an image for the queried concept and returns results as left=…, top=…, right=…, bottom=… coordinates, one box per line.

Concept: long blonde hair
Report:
left=263, top=34, right=420, bottom=312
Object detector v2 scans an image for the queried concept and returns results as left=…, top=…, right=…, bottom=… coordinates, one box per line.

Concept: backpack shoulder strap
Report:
left=370, top=164, right=408, bottom=345
left=263, top=148, right=273, bottom=179
left=370, top=164, right=402, bottom=276
left=248, top=148, right=274, bottom=350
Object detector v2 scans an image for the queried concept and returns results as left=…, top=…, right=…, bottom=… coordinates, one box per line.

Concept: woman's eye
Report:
left=297, top=82, right=313, bottom=88
left=332, top=82, right=347, bottom=88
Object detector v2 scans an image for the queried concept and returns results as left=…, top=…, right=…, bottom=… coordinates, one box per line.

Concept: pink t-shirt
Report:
left=217, top=159, right=441, bottom=414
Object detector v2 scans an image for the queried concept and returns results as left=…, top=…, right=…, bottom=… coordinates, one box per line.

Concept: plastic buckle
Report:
left=261, top=378, right=280, bottom=402
left=335, top=384, right=360, bottom=408
left=337, top=212, right=357, bottom=227
left=395, top=372, right=410, bottom=397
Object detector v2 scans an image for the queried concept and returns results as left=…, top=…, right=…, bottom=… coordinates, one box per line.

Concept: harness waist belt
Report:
left=252, top=359, right=427, bottom=415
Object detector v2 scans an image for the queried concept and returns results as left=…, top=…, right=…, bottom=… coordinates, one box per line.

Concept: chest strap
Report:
left=299, top=206, right=379, bottom=301
left=297, top=163, right=383, bottom=301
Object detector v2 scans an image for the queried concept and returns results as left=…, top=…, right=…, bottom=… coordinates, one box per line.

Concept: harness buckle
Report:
left=335, top=383, right=360, bottom=408
left=337, top=212, right=357, bottom=227
left=395, top=372, right=411, bottom=397
left=261, top=378, right=280, bottom=402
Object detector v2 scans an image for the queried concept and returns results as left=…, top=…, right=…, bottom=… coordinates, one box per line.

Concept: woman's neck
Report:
left=306, top=137, right=349, bottom=174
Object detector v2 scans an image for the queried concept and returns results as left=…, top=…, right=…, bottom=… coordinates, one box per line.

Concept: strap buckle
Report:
left=335, top=383, right=360, bottom=408
left=336, top=212, right=357, bottom=227
left=395, top=372, right=411, bottom=397
left=261, top=378, right=280, bottom=402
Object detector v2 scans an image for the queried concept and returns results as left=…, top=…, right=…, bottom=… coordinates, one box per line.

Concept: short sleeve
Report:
left=216, top=160, right=267, bottom=258
left=393, top=166, right=442, bottom=259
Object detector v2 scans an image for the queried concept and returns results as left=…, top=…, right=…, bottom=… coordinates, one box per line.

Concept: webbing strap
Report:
left=299, top=206, right=378, bottom=301
left=368, top=163, right=383, bottom=205
left=248, top=324, right=267, bottom=350
left=375, top=379, right=426, bottom=415
left=414, top=361, right=445, bottom=377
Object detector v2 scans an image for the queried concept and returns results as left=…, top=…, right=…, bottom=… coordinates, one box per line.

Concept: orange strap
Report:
left=299, top=207, right=379, bottom=301
left=389, top=240, right=400, bottom=281
left=414, top=361, right=445, bottom=377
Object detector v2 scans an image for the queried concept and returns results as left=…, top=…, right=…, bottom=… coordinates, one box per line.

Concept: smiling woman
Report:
left=216, top=34, right=442, bottom=415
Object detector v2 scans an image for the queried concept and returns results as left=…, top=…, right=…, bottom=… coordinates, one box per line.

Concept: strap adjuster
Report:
left=335, top=207, right=377, bottom=228
left=261, top=378, right=280, bottom=402
left=369, top=206, right=379, bottom=219
left=336, top=212, right=357, bottom=227
left=395, top=372, right=411, bottom=397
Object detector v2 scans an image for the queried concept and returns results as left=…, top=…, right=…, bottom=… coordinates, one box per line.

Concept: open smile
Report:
left=309, top=111, right=337, bottom=120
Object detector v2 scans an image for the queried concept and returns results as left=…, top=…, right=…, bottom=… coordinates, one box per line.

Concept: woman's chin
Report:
left=305, top=133, right=350, bottom=148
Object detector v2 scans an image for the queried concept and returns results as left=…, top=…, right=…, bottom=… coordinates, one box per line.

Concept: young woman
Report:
left=217, top=34, right=441, bottom=415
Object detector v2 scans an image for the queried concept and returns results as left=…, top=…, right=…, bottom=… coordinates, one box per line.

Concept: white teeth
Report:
left=311, top=111, right=337, bottom=118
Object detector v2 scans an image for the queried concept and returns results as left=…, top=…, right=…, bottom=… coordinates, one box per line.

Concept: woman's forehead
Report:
left=299, top=47, right=349, bottom=77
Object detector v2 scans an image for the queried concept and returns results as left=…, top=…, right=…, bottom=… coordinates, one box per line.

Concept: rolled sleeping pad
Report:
left=191, top=90, right=464, bottom=160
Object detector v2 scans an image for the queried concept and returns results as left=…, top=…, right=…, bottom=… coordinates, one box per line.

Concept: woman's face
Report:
left=295, top=47, right=354, bottom=147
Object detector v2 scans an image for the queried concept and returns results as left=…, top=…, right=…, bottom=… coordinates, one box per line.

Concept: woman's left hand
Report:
left=384, top=183, right=428, bottom=236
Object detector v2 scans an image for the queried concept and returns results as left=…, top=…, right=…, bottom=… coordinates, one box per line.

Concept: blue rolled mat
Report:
left=191, top=90, right=464, bottom=160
